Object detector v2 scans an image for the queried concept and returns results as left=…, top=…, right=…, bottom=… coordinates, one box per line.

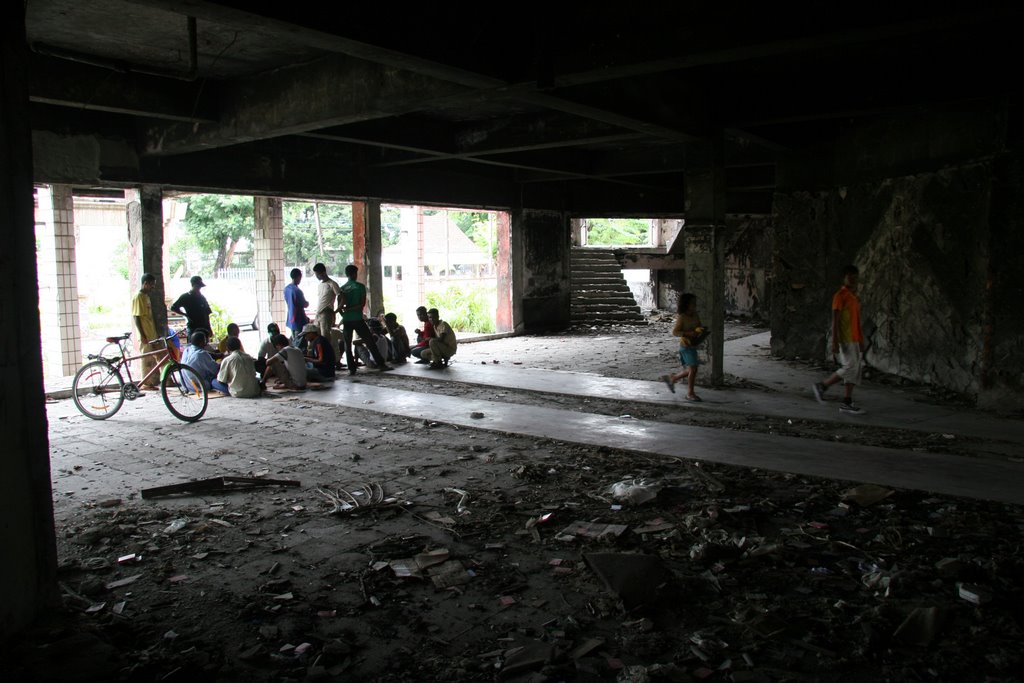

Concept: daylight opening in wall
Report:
left=381, top=205, right=503, bottom=337
left=579, top=217, right=654, bottom=247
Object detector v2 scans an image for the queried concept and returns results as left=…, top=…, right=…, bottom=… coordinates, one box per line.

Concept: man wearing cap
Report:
left=171, top=275, right=213, bottom=341
left=132, top=273, right=160, bottom=388
left=301, top=322, right=336, bottom=382
left=312, top=263, right=342, bottom=339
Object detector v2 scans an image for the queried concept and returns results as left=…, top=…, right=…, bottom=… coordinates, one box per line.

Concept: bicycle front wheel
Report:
left=72, top=360, right=125, bottom=419
left=161, top=362, right=209, bottom=422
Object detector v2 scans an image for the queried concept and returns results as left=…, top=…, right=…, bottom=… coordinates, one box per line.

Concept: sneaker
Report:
left=378, top=365, right=394, bottom=371
left=428, top=362, right=444, bottom=369
left=661, top=375, right=675, bottom=393
left=839, top=401, right=864, bottom=415
left=812, top=382, right=826, bottom=403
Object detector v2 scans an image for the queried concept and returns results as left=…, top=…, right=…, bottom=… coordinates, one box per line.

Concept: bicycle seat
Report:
left=105, top=336, right=126, bottom=343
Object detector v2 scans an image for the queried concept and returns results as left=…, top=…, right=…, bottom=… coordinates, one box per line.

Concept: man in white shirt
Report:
left=255, top=322, right=281, bottom=375
left=312, top=262, right=341, bottom=339
left=263, top=333, right=308, bottom=390
left=216, top=336, right=262, bottom=398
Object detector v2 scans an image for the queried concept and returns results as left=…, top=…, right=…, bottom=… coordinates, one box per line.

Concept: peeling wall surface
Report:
left=771, top=108, right=1023, bottom=409
left=518, top=209, right=570, bottom=331
left=724, top=215, right=772, bottom=319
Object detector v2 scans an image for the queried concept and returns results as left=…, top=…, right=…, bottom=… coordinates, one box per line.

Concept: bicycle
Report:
left=72, top=331, right=209, bottom=422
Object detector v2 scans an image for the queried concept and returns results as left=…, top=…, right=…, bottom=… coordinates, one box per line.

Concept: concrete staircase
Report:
left=570, top=248, right=646, bottom=324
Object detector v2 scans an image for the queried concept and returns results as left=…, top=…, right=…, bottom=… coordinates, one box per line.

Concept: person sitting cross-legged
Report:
left=181, top=331, right=219, bottom=390
left=255, top=322, right=281, bottom=375
left=214, top=336, right=262, bottom=398
left=421, top=308, right=458, bottom=369
left=262, top=333, right=308, bottom=390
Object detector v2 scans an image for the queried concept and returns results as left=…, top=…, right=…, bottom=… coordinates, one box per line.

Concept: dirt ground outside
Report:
left=4, top=321, right=1022, bottom=682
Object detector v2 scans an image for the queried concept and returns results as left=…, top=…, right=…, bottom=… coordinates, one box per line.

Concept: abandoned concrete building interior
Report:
left=3, top=2, right=1024, bottom=681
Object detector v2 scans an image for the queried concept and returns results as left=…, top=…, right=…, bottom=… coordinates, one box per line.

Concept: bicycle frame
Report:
left=102, top=333, right=179, bottom=386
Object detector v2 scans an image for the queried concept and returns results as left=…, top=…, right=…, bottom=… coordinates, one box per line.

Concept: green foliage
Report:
left=208, top=302, right=230, bottom=340
left=426, top=284, right=496, bottom=334
left=178, top=194, right=255, bottom=271
left=451, top=211, right=497, bottom=261
left=112, top=241, right=129, bottom=280
left=381, top=206, right=401, bottom=247
left=282, top=201, right=353, bottom=273
left=585, top=218, right=650, bottom=246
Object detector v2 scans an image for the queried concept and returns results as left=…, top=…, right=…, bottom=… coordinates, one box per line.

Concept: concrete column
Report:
left=359, top=201, right=384, bottom=315
left=35, top=184, right=82, bottom=377
left=254, top=197, right=286, bottom=331
left=496, top=211, right=513, bottom=332
left=0, top=0, right=60, bottom=637
left=125, top=186, right=167, bottom=339
left=511, top=208, right=570, bottom=333
left=684, top=137, right=727, bottom=385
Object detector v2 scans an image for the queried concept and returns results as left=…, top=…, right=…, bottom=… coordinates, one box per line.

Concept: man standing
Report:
left=339, top=264, right=392, bottom=374
left=284, top=268, right=309, bottom=342
left=421, top=308, right=458, bottom=369
left=312, top=263, right=341, bottom=339
left=171, top=275, right=213, bottom=341
left=131, top=273, right=159, bottom=388
left=813, top=265, right=866, bottom=414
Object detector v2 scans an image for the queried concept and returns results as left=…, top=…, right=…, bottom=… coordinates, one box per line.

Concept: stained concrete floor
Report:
left=45, top=327, right=1024, bottom=504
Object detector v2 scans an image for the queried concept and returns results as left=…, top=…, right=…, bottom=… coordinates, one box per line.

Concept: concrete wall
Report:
left=771, top=106, right=1022, bottom=410
left=724, top=215, right=772, bottom=320
left=514, top=209, right=570, bottom=332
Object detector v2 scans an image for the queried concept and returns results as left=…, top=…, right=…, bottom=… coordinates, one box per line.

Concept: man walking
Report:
left=813, top=264, right=867, bottom=414
left=131, top=273, right=159, bottom=388
left=339, top=264, right=392, bottom=374
left=312, top=263, right=341, bottom=339
left=171, top=275, right=213, bottom=341
left=284, top=268, right=309, bottom=343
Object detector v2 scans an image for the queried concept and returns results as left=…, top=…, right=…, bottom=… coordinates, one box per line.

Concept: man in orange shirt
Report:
left=812, top=265, right=866, bottom=414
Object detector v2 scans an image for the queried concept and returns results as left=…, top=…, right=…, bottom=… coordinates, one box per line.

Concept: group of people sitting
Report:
left=178, top=306, right=458, bottom=399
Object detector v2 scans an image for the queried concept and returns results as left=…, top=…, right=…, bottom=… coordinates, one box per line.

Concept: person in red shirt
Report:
left=410, top=306, right=435, bottom=364
left=812, top=265, right=866, bottom=414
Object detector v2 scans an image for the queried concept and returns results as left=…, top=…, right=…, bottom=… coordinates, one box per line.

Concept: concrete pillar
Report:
left=684, top=137, right=727, bottom=385
left=35, top=184, right=83, bottom=378
left=358, top=200, right=384, bottom=315
left=125, top=186, right=167, bottom=339
left=496, top=211, right=513, bottom=332
left=511, top=208, right=570, bottom=333
left=0, top=0, right=60, bottom=637
left=254, top=196, right=286, bottom=331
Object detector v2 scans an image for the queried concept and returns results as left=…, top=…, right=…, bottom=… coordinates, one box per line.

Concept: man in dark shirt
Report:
left=171, top=275, right=213, bottom=340
left=301, top=323, right=336, bottom=382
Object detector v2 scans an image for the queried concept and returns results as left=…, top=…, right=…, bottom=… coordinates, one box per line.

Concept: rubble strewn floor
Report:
left=4, top=323, right=1023, bottom=682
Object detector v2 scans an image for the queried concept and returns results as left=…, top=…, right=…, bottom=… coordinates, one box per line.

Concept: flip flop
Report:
left=685, top=394, right=703, bottom=402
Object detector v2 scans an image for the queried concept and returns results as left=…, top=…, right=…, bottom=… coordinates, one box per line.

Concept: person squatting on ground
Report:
left=301, top=323, right=336, bottom=382
left=338, top=265, right=392, bottom=374
left=131, top=273, right=160, bottom=389
left=381, top=312, right=411, bottom=363
left=262, top=333, right=308, bottom=390
left=410, top=306, right=435, bottom=363
left=353, top=314, right=392, bottom=369
left=255, top=322, right=281, bottom=375
left=284, top=268, right=310, bottom=343
left=661, top=293, right=704, bottom=402
left=312, top=263, right=342, bottom=339
left=171, top=275, right=213, bottom=342
left=181, top=331, right=219, bottom=390
left=421, top=308, right=458, bottom=369
left=813, top=264, right=866, bottom=415
left=214, top=336, right=261, bottom=398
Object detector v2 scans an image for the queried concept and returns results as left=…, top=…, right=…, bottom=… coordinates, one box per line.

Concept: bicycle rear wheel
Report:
left=161, top=362, right=208, bottom=422
left=72, top=360, right=125, bottom=419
